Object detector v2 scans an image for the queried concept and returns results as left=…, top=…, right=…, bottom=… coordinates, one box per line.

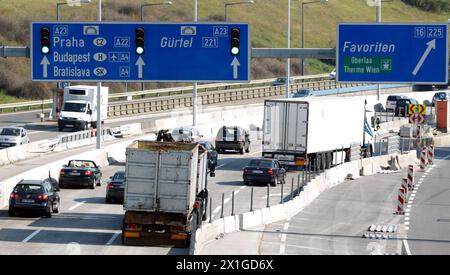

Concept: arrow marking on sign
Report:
left=135, top=56, right=145, bottom=79
left=40, top=56, right=50, bottom=78
left=412, top=39, right=436, bottom=76
left=231, top=57, right=240, bottom=79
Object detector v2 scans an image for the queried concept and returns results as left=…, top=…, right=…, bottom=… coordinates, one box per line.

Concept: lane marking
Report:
left=405, top=213, right=410, bottom=216
left=280, top=244, right=286, bottom=254
left=407, top=205, right=412, bottom=208
left=405, top=227, right=410, bottom=231
left=213, top=206, right=221, bottom=214
left=404, top=222, right=410, bottom=225
left=283, top=222, right=290, bottom=231
left=22, top=229, right=41, bottom=243
left=281, top=234, right=287, bottom=242
left=240, top=186, right=247, bottom=190
left=69, top=201, right=86, bottom=211
left=249, top=150, right=263, bottom=156
left=106, top=231, right=121, bottom=245
left=406, top=208, right=411, bottom=213
left=403, top=239, right=412, bottom=255
left=405, top=217, right=410, bottom=221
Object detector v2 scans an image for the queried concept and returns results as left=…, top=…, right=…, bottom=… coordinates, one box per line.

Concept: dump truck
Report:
left=262, top=96, right=375, bottom=170
left=122, top=141, right=211, bottom=247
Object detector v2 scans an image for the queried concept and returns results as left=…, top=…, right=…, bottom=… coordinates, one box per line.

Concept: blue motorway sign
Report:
left=31, top=22, right=250, bottom=82
left=337, top=23, right=448, bottom=84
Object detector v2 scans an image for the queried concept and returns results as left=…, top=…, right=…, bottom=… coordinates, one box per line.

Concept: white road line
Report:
left=69, top=201, right=86, bottom=211
left=403, top=240, right=412, bottom=255
left=216, top=164, right=226, bottom=169
left=224, top=198, right=231, bottom=204
left=240, top=186, right=247, bottom=190
left=283, top=222, right=289, bottom=231
left=281, top=234, right=287, bottom=242
left=405, top=227, right=410, bottom=231
left=406, top=208, right=411, bottom=212
left=407, top=205, right=412, bottom=208
left=405, top=217, right=410, bottom=221
left=106, top=231, right=121, bottom=245
left=404, top=222, right=410, bottom=225
left=424, top=173, right=428, bottom=175
left=22, top=229, right=41, bottom=243
left=279, top=244, right=286, bottom=254
left=234, top=190, right=241, bottom=195
left=405, top=213, right=410, bottom=216
left=249, top=150, right=262, bottom=156
left=416, top=184, right=421, bottom=187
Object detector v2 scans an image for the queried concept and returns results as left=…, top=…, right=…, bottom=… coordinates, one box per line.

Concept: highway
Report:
left=405, top=147, right=450, bottom=255
left=201, top=147, right=450, bottom=255
left=0, top=138, right=301, bottom=254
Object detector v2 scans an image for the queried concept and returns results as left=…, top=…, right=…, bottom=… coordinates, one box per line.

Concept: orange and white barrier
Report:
left=420, top=146, right=427, bottom=170
left=396, top=187, right=406, bottom=215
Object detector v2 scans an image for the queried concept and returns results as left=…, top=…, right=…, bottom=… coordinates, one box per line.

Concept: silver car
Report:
left=170, top=127, right=203, bottom=142
left=0, top=127, right=30, bottom=148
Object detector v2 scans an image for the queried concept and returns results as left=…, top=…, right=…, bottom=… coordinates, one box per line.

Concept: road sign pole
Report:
left=96, top=0, right=102, bottom=150
left=376, top=0, right=382, bottom=101
left=192, top=0, right=198, bottom=126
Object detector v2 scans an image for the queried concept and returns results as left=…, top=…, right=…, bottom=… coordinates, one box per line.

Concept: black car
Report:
left=106, top=171, right=125, bottom=203
left=9, top=179, right=60, bottom=217
left=395, top=98, right=418, bottom=117
left=243, top=158, right=286, bottom=187
left=215, top=126, right=250, bottom=154
left=59, top=160, right=102, bottom=189
left=197, top=141, right=218, bottom=171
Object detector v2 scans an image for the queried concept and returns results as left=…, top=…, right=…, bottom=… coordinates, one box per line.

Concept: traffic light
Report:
left=40, top=27, right=50, bottom=55
left=230, top=28, right=240, bottom=56
left=135, top=27, right=145, bottom=55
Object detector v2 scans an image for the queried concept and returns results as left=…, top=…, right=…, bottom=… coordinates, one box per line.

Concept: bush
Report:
left=401, top=0, right=449, bottom=13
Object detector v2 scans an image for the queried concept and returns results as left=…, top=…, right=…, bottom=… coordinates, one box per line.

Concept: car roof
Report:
left=17, top=180, right=45, bottom=185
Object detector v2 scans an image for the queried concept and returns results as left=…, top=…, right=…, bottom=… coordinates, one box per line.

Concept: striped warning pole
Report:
left=427, top=144, right=434, bottom=165
left=396, top=187, right=406, bottom=215
left=407, top=166, right=414, bottom=191
left=420, top=146, right=427, bottom=170
left=402, top=177, right=410, bottom=197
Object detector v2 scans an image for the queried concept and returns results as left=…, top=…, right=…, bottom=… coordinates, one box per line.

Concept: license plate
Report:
left=70, top=172, right=80, bottom=176
left=21, top=199, right=35, bottom=203
left=66, top=124, right=74, bottom=128
left=252, top=170, right=263, bottom=174
left=1, top=144, right=9, bottom=147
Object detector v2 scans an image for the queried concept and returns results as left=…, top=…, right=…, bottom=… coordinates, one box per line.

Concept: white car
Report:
left=170, top=127, right=203, bottom=142
left=0, top=127, right=30, bottom=148
left=329, top=69, right=336, bottom=80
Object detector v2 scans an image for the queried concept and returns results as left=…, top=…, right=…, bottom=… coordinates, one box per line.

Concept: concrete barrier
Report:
left=192, top=150, right=418, bottom=254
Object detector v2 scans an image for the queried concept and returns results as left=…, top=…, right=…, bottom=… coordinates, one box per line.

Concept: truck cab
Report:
left=58, top=85, right=108, bottom=132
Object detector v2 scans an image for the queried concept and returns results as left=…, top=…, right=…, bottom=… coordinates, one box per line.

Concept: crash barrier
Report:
left=0, top=123, right=143, bottom=167
left=0, top=74, right=329, bottom=113
left=420, top=146, right=427, bottom=170
left=0, top=133, right=156, bottom=208
left=191, top=150, right=417, bottom=254
left=374, top=135, right=434, bottom=157
left=396, top=186, right=407, bottom=215
left=407, top=165, right=414, bottom=191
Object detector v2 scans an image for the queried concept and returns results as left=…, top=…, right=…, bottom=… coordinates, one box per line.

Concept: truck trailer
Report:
left=262, top=97, right=374, bottom=170
left=122, top=141, right=210, bottom=247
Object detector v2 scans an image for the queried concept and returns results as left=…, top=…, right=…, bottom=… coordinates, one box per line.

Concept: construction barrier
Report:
left=427, top=144, right=434, bottom=165
left=396, top=187, right=406, bottom=215
left=420, top=146, right=427, bottom=170
left=407, top=165, right=414, bottom=191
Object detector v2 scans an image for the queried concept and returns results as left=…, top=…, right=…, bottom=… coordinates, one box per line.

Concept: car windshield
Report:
left=68, top=160, right=96, bottom=168
left=62, top=102, right=87, bottom=113
left=14, top=184, right=43, bottom=194
left=293, top=90, right=310, bottom=97
left=387, top=96, right=399, bottom=101
left=248, top=159, right=273, bottom=168
left=0, top=128, right=20, bottom=136
left=112, top=172, right=125, bottom=181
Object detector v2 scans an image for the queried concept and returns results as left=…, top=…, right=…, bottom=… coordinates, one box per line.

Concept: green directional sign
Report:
left=343, top=56, right=393, bottom=74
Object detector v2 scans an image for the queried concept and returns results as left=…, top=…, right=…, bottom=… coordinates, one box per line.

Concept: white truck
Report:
left=122, top=141, right=211, bottom=247
left=262, top=97, right=375, bottom=170
left=57, top=85, right=108, bottom=131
